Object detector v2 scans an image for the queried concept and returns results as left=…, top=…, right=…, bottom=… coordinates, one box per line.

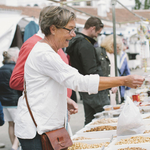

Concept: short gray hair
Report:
left=40, top=6, right=76, bottom=36
left=39, top=6, right=52, bottom=25
left=2, top=47, right=19, bottom=64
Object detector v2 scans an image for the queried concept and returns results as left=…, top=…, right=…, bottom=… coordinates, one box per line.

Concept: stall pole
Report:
left=111, top=0, right=119, bottom=104
left=111, top=0, right=117, bottom=77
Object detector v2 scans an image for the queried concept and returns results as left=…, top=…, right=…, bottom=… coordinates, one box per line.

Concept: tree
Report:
left=134, top=0, right=150, bottom=9
left=134, top=0, right=142, bottom=9
left=144, top=0, right=150, bottom=9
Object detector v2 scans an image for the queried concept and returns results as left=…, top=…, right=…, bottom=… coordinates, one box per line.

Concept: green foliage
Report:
left=134, top=0, right=150, bottom=9
left=134, top=0, right=141, bottom=9
left=144, top=0, right=150, bottom=9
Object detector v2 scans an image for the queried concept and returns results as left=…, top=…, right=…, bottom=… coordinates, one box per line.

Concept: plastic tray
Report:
left=111, top=133, right=150, bottom=146
left=86, top=118, right=118, bottom=128
left=72, top=134, right=111, bottom=143
left=140, top=106, right=150, bottom=114
left=94, top=110, right=122, bottom=119
left=107, top=143, right=150, bottom=150
left=70, top=135, right=112, bottom=150
left=142, top=113, right=150, bottom=119
left=76, top=125, right=117, bottom=139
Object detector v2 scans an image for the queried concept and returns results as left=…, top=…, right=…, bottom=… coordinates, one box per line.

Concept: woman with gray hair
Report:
left=0, top=47, right=21, bottom=150
left=15, top=6, right=144, bottom=150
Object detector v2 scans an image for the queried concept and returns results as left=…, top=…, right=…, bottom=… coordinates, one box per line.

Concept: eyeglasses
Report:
left=62, top=27, right=76, bottom=35
left=100, top=23, right=104, bottom=28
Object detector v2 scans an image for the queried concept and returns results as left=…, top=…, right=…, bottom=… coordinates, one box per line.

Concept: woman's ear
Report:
left=92, top=26, right=96, bottom=31
left=49, top=25, right=56, bottom=35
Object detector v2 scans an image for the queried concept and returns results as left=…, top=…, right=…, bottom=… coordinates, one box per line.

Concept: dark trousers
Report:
left=71, top=90, right=77, bottom=103
left=18, top=133, right=42, bottom=150
left=83, top=100, right=103, bottom=125
left=121, top=97, right=125, bottom=103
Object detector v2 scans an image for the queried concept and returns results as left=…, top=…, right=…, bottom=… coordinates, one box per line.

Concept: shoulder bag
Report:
left=24, top=82, right=73, bottom=150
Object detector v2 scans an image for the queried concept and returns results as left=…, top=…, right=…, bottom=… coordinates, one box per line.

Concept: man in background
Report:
left=66, top=17, right=110, bottom=125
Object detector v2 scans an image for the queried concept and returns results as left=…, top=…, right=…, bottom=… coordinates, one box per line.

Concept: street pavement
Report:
left=0, top=67, right=148, bottom=150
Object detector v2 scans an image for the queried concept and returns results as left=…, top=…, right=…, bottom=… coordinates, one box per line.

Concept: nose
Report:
left=71, top=31, right=76, bottom=37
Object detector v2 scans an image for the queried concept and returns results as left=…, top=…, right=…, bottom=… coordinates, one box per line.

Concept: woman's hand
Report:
left=98, top=75, right=144, bottom=91
left=124, top=75, right=145, bottom=89
left=67, top=97, right=78, bottom=115
left=111, top=87, right=118, bottom=94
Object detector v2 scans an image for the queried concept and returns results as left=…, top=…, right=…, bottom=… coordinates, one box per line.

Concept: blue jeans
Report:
left=0, top=102, right=4, bottom=126
left=18, top=133, right=42, bottom=150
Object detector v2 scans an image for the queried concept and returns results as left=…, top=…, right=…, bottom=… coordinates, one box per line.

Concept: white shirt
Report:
left=106, top=52, right=121, bottom=105
left=15, top=42, right=99, bottom=139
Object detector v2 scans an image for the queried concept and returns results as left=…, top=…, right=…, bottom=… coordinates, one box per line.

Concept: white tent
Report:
left=0, top=10, right=22, bottom=66
left=0, top=9, right=31, bottom=66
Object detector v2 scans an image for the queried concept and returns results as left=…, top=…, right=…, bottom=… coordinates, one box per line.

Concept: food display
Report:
left=118, top=147, right=146, bottom=150
left=115, top=136, right=150, bottom=145
left=132, top=94, right=140, bottom=102
left=73, top=137, right=93, bottom=141
left=71, top=88, right=150, bottom=150
left=144, top=130, right=150, bottom=134
left=135, top=85, right=149, bottom=102
left=113, top=105, right=121, bottom=110
left=144, top=116, right=150, bottom=119
left=103, top=105, right=112, bottom=111
left=68, top=142, right=110, bottom=150
left=85, top=125, right=117, bottom=132
left=103, top=105, right=121, bottom=111
left=90, top=118, right=117, bottom=125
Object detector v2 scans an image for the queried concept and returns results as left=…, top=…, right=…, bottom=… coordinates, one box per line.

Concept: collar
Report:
left=76, top=31, right=96, bottom=45
left=3, top=61, right=16, bottom=65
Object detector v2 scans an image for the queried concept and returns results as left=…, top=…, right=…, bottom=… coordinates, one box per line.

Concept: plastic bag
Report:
left=124, top=90, right=133, bottom=100
left=117, top=96, right=145, bottom=136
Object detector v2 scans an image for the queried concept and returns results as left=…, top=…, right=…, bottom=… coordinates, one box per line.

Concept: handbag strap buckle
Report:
left=57, top=137, right=65, bottom=147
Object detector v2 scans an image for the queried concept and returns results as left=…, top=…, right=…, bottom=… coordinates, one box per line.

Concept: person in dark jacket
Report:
left=95, top=35, right=122, bottom=105
left=66, top=17, right=110, bottom=125
left=0, top=101, right=4, bottom=126
left=0, top=101, right=5, bottom=148
left=0, top=47, right=21, bottom=150
left=96, top=35, right=130, bottom=104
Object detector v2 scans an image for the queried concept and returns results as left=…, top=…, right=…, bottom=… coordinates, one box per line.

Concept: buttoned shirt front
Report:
left=15, top=42, right=99, bottom=139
